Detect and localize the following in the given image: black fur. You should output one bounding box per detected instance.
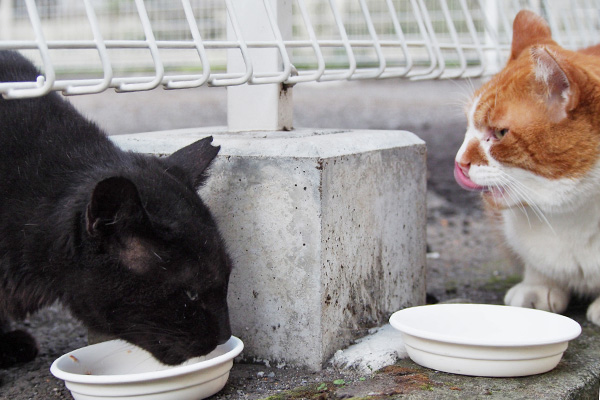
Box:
[0,51,232,367]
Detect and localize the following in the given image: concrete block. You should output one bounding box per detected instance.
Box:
[111,128,427,370]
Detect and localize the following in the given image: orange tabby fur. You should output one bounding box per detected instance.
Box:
[465,15,600,186]
[455,10,600,323]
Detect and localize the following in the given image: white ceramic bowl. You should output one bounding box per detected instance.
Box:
[50,336,243,400]
[389,304,581,377]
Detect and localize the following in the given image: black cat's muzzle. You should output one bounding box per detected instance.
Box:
[137,309,232,366]
[145,336,219,366]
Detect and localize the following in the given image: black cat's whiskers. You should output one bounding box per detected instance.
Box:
[120,327,191,339]
[83,320,188,340]
[131,320,200,340]
[151,252,168,271]
[152,252,163,262]
[89,321,192,338]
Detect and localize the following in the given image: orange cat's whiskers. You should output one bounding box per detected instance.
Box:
[494,180,521,218]
[448,79,476,111]
[497,171,555,234]
[495,175,530,224]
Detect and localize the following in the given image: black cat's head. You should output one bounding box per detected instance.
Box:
[65,137,232,365]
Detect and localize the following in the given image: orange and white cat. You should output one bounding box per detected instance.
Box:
[455,10,600,324]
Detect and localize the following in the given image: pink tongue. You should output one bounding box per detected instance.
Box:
[454,162,486,191]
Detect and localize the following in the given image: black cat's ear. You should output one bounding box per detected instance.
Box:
[166,136,220,189]
[86,177,145,236]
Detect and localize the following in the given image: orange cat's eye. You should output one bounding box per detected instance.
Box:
[494,128,509,140]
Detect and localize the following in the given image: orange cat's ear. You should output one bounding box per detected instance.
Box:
[510,10,554,61]
[530,46,579,123]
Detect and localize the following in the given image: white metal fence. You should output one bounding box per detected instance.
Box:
[0,0,598,100]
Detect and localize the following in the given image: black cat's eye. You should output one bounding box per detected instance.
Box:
[185,289,199,301]
[494,128,509,140]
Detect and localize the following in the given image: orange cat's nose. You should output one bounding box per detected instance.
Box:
[454,161,485,191]
[457,161,470,177]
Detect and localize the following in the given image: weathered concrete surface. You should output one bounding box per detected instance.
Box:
[368,311,600,399]
[111,127,427,370]
[251,309,600,399]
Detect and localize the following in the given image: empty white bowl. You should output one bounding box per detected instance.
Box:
[389,304,581,377]
[50,336,243,400]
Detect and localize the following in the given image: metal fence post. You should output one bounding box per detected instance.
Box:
[481,0,502,74]
[0,0,14,40]
[226,0,293,132]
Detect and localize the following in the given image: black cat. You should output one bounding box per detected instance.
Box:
[0,51,232,368]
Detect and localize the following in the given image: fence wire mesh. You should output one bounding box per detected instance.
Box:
[0,0,599,98]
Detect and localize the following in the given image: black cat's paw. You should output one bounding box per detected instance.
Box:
[0,330,38,368]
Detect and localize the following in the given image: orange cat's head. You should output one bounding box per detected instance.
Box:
[455,10,600,213]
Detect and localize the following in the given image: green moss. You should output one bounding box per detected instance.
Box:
[259,381,333,400]
[420,383,435,391]
[444,279,458,295]
[258,378,372,400]
[480,274,522,293]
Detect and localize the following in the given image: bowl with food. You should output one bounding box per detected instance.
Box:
[50,336,243,400]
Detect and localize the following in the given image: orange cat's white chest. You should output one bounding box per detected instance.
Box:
[502,201,600,294]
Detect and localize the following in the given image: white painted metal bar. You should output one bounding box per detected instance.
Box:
[377,0,412,79]
[347,0,386,80]
[285,0,325,83]
[411,0,444,80]
[61,0,112,95]
[209,0,253,87]
[226,0,293,131]
[0,0,598,100]
[458,0,486,78]
[404,0,439,79]
[246,0,292,84]
[479,0,505,75]
[163,0,210,89]
[317,0,357,82]
[438,0,467,79]
[116,0,163,92]
[0,0,12,42]
[2,0,54,99]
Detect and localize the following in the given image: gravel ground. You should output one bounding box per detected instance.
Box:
[0,79,527,399]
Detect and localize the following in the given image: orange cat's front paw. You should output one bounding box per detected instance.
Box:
[504,283,569,314]
[586,298,600,326]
